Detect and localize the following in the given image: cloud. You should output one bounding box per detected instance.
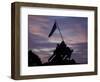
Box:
[71,42,88,64]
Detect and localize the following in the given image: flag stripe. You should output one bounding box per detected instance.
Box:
[48,22,57,37]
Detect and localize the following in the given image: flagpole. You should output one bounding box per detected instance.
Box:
[56,21,64,41]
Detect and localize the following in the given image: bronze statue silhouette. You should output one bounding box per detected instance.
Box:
[48,41,75,65]
[47,21,76,65]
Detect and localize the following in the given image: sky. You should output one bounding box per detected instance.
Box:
[28,15,88,64]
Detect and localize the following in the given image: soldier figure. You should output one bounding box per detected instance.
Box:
[48,41,74,64]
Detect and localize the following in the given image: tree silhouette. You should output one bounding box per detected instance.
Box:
[28,50,42,66]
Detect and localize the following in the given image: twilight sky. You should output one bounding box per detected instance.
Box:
[28,15,88,64]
